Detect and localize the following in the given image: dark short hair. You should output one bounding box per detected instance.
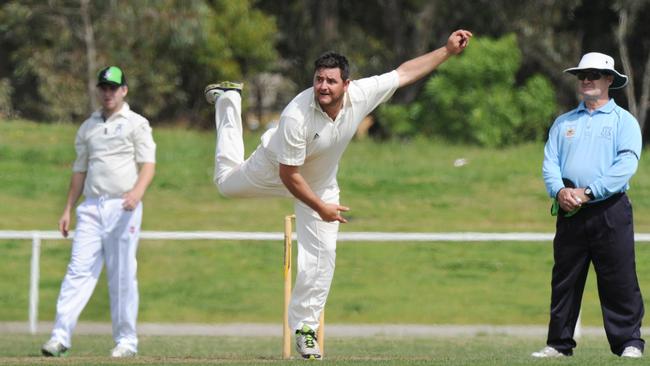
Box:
[314,51,350,80]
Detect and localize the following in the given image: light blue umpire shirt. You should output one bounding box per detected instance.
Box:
[543,98,642,202]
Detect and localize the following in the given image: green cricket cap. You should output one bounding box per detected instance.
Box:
[97,66,127,87]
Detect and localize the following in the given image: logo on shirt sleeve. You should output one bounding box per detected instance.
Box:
[565,127,576,138]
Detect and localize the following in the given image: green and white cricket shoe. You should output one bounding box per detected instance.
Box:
[204,81,244,104]
[111,344,137,358]
[295,325,321,360]
[41,339,68,357]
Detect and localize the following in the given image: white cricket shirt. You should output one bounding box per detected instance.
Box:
[72,103,156,198]
[258,70,399,191]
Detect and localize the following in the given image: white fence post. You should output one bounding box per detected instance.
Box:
[29,232,41,334]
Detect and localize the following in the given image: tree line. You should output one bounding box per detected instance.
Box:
[1,0,648,146]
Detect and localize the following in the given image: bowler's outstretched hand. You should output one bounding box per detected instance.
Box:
[447,29,473,55]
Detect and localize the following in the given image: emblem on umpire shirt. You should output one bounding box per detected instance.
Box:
[565,127,576,138]
[600,126,613,139]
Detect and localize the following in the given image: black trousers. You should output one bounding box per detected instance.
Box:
[546,193,645,355]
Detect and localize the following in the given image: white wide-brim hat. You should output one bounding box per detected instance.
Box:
[564,52,628,89]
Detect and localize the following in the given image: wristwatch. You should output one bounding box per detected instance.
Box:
[584,187,595,200]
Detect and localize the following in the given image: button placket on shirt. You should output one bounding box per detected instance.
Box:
[318,108,342,142]
[584,113,593,137]
[332,120,341,141]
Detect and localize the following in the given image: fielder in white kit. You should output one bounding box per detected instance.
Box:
[41,66,156,358]
[205,30,472,359]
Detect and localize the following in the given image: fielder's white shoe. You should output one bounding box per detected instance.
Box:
[295,325,321,360]
[621,346,643,358]
[531,346,565,358]
[204,81,243,104]
[41,339,68,357]
[110,344,137,358]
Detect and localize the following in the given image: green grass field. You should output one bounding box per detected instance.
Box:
[4,119,650,231]
[0,334,635,365]
[2,119,650,364]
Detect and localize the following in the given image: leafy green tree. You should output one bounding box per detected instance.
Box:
[0,78,12,118]
[0,1,89,121]
[0,0,278,126]
[256,0,450,103]
[378,34,557,147]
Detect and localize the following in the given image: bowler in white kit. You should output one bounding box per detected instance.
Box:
[205,29,472,359]
[41,66,156,358]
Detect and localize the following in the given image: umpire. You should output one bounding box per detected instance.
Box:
[534,52,644,358]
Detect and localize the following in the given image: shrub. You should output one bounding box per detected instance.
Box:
[377,34,557,147]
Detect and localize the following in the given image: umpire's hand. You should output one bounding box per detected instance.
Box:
[557,188,582,212]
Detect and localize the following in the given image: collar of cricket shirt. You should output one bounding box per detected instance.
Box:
[577,98,616,115]
[310,91,349,123]
[92,102,131,123]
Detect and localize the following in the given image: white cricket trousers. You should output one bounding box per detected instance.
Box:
[214,91,338,331]
[50,197,141,352]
